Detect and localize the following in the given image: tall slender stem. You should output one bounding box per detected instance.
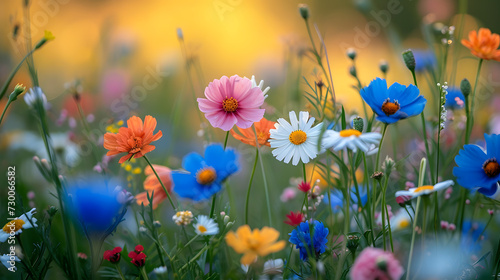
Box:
[245,147,259,224]
[0,99,13,126]
[0,48,37,100]
[406,196,422,280]
[375,124,388,172]
[143,156,177,210]
[466,59,483,144]
[254,126,273,227]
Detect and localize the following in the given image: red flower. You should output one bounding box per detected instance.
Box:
[103,247,122,264]
[297,181,311,193]
[396,195,411,207]
[134,245,144,252]
[284,211,304,227]
[129,245,147,267]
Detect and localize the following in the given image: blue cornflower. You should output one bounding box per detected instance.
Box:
[360,78,427,124]
[172,144,238,201]
[453,134,500,196]
[444,87,465,110]
[68,179,127,234]
[289,220,329,261]
[324,187,367,213]
[461,221,486,254]
[413,49,437,72]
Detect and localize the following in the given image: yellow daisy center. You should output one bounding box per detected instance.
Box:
[222,97,238,112]
[399,220,410,229]
[2,219,25,233]
[196,167,217,185]
[483,159,500,178]
[413,185,434,193]
[339,129,362,137]
[197,225,207,233]
[289,130,307,145]
[381,99,400,116]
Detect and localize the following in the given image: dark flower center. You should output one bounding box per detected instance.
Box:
[483,159,500,178]
[381,99,400,116]
[130,136,142,153]
[222,97,238,112]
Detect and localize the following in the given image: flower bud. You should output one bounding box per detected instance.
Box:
[379,60,389,74]
[153,220,162,228]
[298,4,309,20]
[371,171,384,180]
[352,116,364,132]
[349,65,357,78]
[460,78,471,97]
[35,31,55,49]
[9,84,26,101]
[223,215,230,225]
[176,28,184,40]
[47,206,58,217]
[402,50,416,72]
[346,48,357,60]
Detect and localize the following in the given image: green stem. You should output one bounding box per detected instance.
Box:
[140,267,150,280]
[0,99,13,126]
[223,131,230,149]
[466,59,483,144]
[245,147,259,224]
[143,155,177,210]
[0,48,36,100]
[115,264,126,280]
[375,124,388,172]
[257,136,273,227]
[406,196,422,280]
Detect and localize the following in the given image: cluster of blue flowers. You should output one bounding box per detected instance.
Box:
[289,220,329,261]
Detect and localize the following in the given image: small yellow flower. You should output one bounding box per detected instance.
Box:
[43,30,55,41]
[225,225,286,265]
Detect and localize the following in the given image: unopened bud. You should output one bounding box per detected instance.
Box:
[352,117,364,132]
[298,4,309,20]
[47,206,58,217]
[346,48,357,60]
[223,215,230,225]
[349,65,357,78]
[153,220,162,228]
[35,31,55,49]
[379,60,389,74]
[371,171,384,180]
[402,50,416,72]
[460,78,471,97]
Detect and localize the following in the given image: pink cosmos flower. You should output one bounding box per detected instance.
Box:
[350,247,404,280]
[198,75,265,131]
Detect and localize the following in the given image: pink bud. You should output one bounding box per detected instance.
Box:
[444,194,451,200]
[488,209,494,215]
[405,181,415,190]
[440,220,449,229]
[447,224,456,231]
[445,187,453,194]
[466,199,471,205]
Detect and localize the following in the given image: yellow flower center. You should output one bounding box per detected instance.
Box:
[247,238,260,250]
[222,97,238,112]
[196,167,217,185]
[413,185,434,193]
[381,99,400,116]
[399,220,410,229]
[289,130,307,145]
[197,225,207,233]
[483,159,500,178]
[129,136,143,153]
[339,129,362,137]
[2,219,25,233]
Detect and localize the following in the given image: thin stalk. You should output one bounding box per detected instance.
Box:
[255,126,273,227]
[210,131,230,219]
[140,267,150,280]
[406,196,422,280]
[115,264,126,280]
[375,124,389,172]
[0,48,36,100]
[245,147,259,224]
[362,153,376,245]
[143,156,177,210]
[0,99,14,126]
[466,59,483,144]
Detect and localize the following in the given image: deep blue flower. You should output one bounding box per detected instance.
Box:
[289,220,329,261]
[360,78,427,124]
[453,134,500,196]
[461,221,486,253]
[68,179,127,234]
[172,144,238,201]
[324,187,367,213]
[413,49,437,72]
[445,87,465,110]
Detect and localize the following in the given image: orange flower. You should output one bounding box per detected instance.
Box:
[461,28,500,61]
[230,118,275,147]
[136,164,172,209]
[104,115,162,163]
[225,225,286,265]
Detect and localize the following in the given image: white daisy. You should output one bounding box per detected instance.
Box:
[395,180,454,199]
[1,254,20,271]
[0,208,37,243]
[269,111,324,166]
[193,215,219,236]
[322,129,382,153]
[248,75,270,99]
[263,258,284,275]
[24,87,48,109]
[154,266,168,274]
[390,209,412,231]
